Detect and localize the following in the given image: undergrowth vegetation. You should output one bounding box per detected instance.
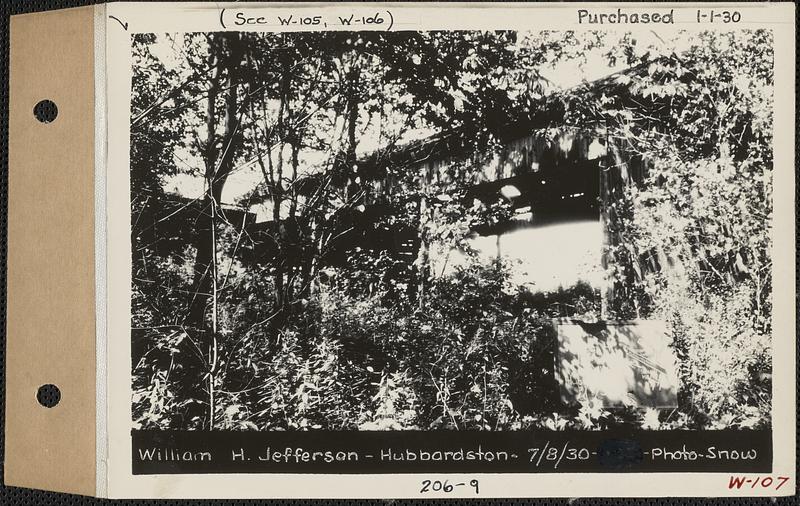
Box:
[131,29,773,431]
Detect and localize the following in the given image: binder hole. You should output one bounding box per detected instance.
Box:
[37,384,61,408]
[33,100,58,123]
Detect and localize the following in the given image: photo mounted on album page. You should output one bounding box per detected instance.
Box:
[94,1,795,499]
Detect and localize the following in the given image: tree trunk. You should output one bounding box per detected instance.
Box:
[415,161,433,309]
[186,33,242,429]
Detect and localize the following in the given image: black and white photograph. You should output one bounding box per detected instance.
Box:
[129,27,774,436]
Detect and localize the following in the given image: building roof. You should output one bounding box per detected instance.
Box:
[357,56,674,176]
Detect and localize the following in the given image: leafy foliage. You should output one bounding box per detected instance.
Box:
[556,30,774,429]
[131,30,774,431]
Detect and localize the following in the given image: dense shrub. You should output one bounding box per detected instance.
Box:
[132,30,773,432]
